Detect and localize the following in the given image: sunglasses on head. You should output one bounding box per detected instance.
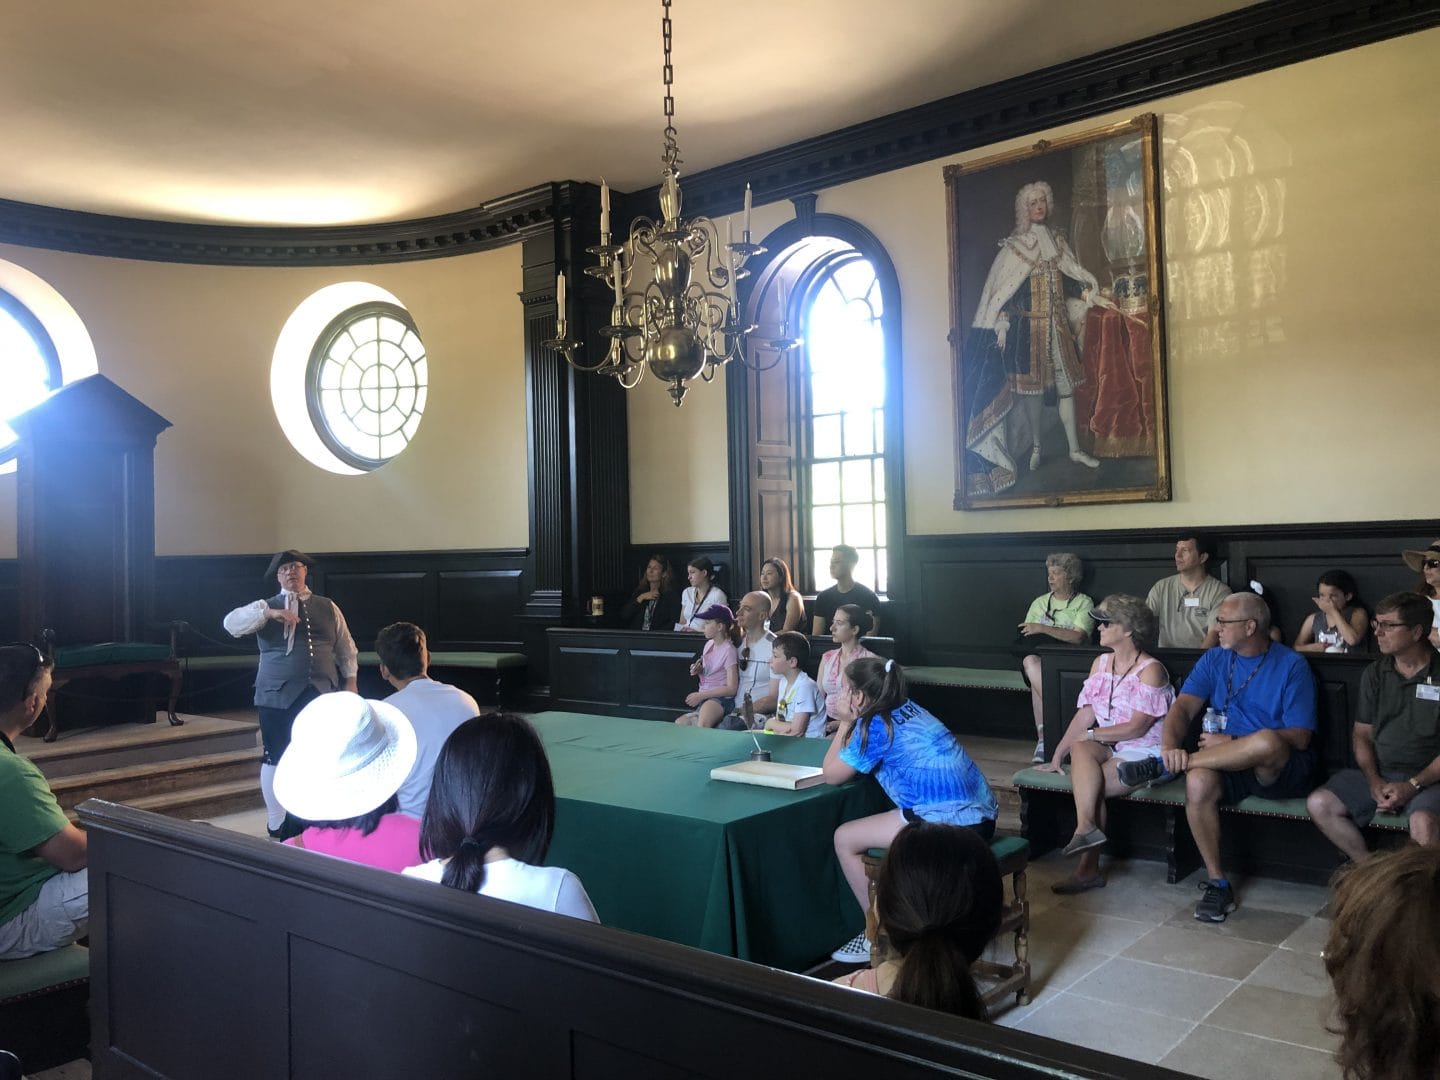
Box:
[3,642,46,679]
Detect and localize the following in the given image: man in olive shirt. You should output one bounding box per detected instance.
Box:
[1146,534,1231,648]
[0,645,89,959]
[1307,592,1440,859]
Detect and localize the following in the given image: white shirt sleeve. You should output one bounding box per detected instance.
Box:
[554,871,600,922]
[223,600,270,637]
[331,603,358,679]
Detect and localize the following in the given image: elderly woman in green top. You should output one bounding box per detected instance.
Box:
[1018,552,1095,762]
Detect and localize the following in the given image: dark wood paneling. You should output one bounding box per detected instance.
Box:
[904,520,1439,669]
[0,559,17,640]
[85,800,1175,1080]
[154,549,529,656]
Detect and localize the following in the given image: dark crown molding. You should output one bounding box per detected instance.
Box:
[0,0,1433,266]
[0,182,582,267]
[680,0,1440,217]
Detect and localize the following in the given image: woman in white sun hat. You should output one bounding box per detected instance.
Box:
[273,691,421,872]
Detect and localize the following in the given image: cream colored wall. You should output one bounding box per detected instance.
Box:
[0,243,526,557]
[631,30,1440,542]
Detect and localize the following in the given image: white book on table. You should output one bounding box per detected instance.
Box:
[710,760,826,790]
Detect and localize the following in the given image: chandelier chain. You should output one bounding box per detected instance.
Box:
[660,0,679,167]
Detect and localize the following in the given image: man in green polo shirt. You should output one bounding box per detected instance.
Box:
[0,645,89,958]
[1307,592,1440,860]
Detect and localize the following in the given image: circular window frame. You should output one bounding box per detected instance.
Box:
[0,287,64,467]
[304,301,427,472]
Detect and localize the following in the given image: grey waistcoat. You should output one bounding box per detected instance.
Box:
[253,592,342,710]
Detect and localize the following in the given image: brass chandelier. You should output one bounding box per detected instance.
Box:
[543,0,799,406]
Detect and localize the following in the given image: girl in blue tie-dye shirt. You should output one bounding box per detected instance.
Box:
[822,657,997,964]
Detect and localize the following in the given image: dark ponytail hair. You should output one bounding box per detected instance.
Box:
[878,822,1004,1021]
[419,714,556,895]
[844,656,908,753]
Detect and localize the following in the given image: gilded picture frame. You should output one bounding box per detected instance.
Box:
[947,114,1170,510]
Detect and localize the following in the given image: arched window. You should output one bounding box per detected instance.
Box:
[728,211,903,602]
[803,254,887,593]
[0,288,63,466]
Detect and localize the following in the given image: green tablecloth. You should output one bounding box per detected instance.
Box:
[531,711,893,971]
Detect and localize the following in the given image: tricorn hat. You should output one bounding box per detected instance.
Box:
[264,549,316,579]
[1401,540,1440,574]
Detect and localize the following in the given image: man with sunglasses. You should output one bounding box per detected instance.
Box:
[1307,592,1440,860]
[0,644,88,959]
[717,592,779,728]
[1118,592,1316,922]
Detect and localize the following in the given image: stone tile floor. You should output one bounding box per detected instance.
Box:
[981,850,1342,1079]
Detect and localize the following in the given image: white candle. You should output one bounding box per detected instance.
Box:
[556,272,566,329]
[743,183,752,235]
[613,259,624,306]
[726,218,738,306]
[600,178,610,237]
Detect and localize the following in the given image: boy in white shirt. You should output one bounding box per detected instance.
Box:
[761,632,828,737]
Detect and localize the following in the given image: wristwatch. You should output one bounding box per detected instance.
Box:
[1408,776,1424,792]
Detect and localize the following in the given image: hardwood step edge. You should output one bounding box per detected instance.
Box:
[49,748,263,793]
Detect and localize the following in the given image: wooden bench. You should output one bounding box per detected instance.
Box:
[179,649,528,707]
[862,836,1031,1008]
[905,666,1031,739]
[0,944,89,1072]
[1019,645,1410,884]
[1013,765,1409,885]
[80,799,1174,1079]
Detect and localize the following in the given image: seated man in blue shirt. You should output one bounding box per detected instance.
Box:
[1118,592,1316,923]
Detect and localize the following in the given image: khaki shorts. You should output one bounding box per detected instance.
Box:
[0,870,89,960]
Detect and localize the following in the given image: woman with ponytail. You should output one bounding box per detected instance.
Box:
[402,714,598,921]
[822,657,997,964]
[833,822,1003,1020]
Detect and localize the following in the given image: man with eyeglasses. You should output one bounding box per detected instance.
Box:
[1145,534,1232,649]
[0,645,89,959]
[1306,592,1440,860]
[1118,592,1316,923]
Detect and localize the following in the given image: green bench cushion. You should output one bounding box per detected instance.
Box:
[1014,767,1409,829]
[54,642,171,668]
[0,944,89,1003]
[357,650,526,670]
[906,666,1028,692]
[184,651,527,671]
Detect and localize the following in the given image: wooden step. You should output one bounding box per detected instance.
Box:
[50,748,261,813]
[123,779,264,821]
[24,714,259,779]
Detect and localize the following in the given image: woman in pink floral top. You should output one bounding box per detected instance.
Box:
[1036,594,1175,894]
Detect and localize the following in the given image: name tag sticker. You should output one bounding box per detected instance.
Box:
[1417,684,1440,702]
[1184,597,1201,608]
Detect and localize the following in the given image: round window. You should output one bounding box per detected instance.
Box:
[0,288,63,466]
[305,302,428,471]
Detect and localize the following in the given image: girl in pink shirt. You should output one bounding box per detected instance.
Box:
[674,604,739,728]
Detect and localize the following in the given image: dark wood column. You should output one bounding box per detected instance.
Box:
[13,375,172,645]
[517,183,631,678]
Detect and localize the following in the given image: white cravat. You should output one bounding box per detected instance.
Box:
[281,589,310,655]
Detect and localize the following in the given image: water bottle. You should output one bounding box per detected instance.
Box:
[1202,708,1222,735]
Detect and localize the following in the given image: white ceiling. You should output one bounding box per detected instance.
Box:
[2,0,1253,227]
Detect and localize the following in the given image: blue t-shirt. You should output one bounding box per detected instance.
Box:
[1180,643,1316,737]
[838,699,997,825]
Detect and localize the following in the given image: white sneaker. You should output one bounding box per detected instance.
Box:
[1032,739,1046,764]
[830,932,871,964]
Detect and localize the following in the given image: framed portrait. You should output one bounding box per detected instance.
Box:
[946,114,1170,510]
